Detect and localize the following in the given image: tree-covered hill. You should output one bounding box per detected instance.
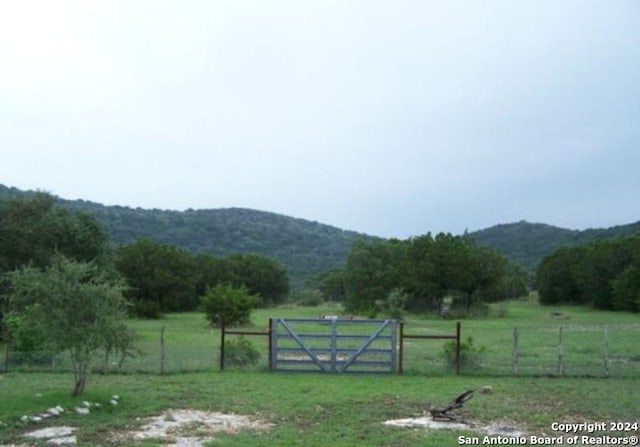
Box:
[470,220,640,272]
[68,202,377,288]
[0,183,375,288]
[2,184,638,283]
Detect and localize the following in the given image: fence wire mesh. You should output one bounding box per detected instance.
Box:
[2,323,639,377]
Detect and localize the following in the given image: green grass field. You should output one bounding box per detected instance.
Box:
[1,299,639,445]
[8,297,633,377]
[1,371,638,446]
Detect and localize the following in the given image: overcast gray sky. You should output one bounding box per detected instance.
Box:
[1,1,639,238]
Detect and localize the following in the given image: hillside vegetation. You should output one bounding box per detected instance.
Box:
[470,220,640,271]
[2,184,639,283]
[0,184,375,288]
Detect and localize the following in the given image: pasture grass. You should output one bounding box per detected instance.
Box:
[1,299,639,445]
[1,371,638,446]
[2,298,639,377]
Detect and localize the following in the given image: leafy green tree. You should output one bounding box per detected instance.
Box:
[375,287,409,320]
[577,238,639,310]
[114,238,199,317]
[612,260,640,312]
[343,239,408,313]
[537,246,587,305]
[406,233,470,313]
[405,234,506,314]
[315,268,347,302]
[0,192,110,271]
[194,254,230,298]
[0,193,111,341]
[499,261,530,300]
[7,257,132,395]
[456,244,507,312]
[225,253,290,306]
[537,237,640,311]
[200,283,260,327]
[404,234,438,311]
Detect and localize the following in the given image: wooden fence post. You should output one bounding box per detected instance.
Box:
[268,318,273,372]
[160,326,166,375]
[557,326,565,376]
[4,341,9,373]
[455,321,461,375]
[220,319,226,371]
[512,327,519,375]
[398,322,404,375]
[603,326,610,378]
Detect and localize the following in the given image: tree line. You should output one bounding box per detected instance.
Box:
[536,236,640,312]
[0,193,290,319]
[114,238,289,318]
[0,193,290,394]
[315,233,529,317]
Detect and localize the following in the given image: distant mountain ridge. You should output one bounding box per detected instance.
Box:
[0,183,376,287]
[469,220,640,271]
[2,183,639,282]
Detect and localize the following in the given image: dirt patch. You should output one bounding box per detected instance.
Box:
[118,409,273,446]
[21,426,77,445]
[384,416,526,438]
[384,417,469,430]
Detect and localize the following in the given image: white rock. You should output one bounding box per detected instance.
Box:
[74,407,90,415]
[48,408,61,416]
[110,400,118,406]
[24,426,77,444]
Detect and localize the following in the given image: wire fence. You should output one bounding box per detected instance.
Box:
[401,323,640,378]
[2,323,639,377]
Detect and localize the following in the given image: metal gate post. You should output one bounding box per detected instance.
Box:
[391,320,398,373]
[268,318,273,372]
[330,318,338,373]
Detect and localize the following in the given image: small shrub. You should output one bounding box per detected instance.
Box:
[443,302,490,319]
[200,284,260,327]
[131,300,162,319]
[374,288,408,321]
[223,336,261,368]
[293,289,324,307]
[442,336,486,370]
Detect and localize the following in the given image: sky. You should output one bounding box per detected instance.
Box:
[1,1,639,239]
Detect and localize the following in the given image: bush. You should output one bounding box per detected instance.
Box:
[443,301,490,319]
[442,336,486,370]
[4,312,46,352]
[200,284,260,327]
[373,288,408,321]
[223,336,261,368]
[293,289,324,307]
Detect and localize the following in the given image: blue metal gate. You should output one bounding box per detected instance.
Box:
[271,318,398,373]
